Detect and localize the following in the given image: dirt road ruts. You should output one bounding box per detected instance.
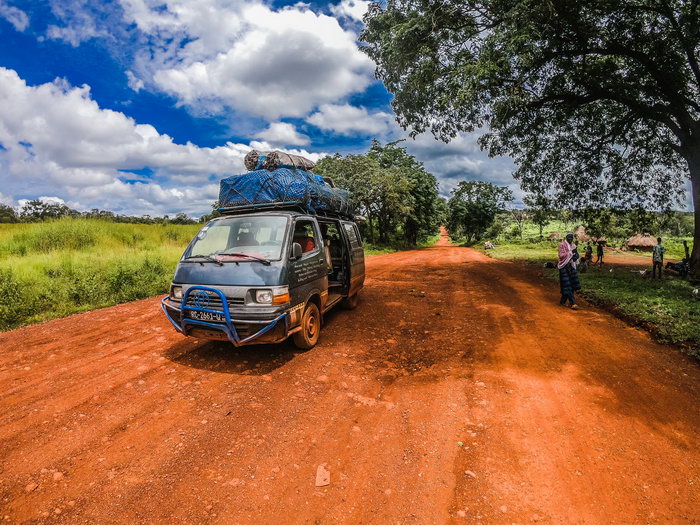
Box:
[1,231,698,524]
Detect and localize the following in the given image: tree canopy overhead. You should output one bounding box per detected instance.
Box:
[361,0,700,276]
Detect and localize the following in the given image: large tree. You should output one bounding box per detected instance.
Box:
[362,0,700,278]
[315,142,441,244]
[314,153,385,243]
[368,140,441,244]
[19,199,79,221]
[448,181,513,241]
[0,204,18,223]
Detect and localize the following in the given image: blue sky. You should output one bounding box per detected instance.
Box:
[0,0,519,216]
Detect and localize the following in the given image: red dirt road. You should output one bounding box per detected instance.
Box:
[1,232,699,524]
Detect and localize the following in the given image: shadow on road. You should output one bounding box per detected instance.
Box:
[163,338,301,375]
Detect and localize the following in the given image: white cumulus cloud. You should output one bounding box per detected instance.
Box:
[403,131,519,200]
[306,104,392,136]
[122,1,374,120]
[256,122,310,147]
[126,70,145,92]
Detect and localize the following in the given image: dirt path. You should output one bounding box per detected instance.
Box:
[1,231,699,524]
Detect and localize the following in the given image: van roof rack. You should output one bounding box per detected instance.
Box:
[218,202,354,220]
[218,201,304,215]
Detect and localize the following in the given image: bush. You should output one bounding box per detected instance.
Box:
[68,267,107,306]
[505,225,523,240]
[485,217,506,240]
[108,257,170,303]
[0,269,34,330]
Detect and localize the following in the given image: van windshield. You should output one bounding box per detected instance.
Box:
[187,216,288,261]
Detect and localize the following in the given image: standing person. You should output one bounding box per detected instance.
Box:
[652,237,665,279]
[596,241,604,265]
[579,241,593,272]
[558,232,581,309]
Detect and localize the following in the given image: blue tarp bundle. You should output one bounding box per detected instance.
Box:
[219,168,354,218]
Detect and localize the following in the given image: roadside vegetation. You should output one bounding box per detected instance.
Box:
[363,232,441,257]
[0,220,200,331]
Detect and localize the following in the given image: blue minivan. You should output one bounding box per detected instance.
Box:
[162,210,365,349]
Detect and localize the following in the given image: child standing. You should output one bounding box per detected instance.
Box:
[596,241,604,265]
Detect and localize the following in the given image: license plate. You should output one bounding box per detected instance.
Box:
[187,310,226,323]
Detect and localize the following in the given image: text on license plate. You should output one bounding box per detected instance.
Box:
[187,310,226,322]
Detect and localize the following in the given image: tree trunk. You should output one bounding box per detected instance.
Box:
[689,157,700,281]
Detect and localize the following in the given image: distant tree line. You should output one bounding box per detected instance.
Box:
[314,140,444,246]
[441,179,694,244]
[0,199,199,225]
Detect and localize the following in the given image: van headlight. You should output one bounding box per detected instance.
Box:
[252,286,289,305]
[170,285,183,300]
[255,289,273,304]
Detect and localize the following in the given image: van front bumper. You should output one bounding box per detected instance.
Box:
[161,286,289,346]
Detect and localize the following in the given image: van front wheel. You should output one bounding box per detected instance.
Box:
[292,302,320,349]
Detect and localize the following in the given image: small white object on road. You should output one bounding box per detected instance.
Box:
[315,464,330,487]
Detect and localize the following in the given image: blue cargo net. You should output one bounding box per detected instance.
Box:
[218,168,354,218]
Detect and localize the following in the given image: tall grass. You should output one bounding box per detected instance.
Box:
[0,219,200,330]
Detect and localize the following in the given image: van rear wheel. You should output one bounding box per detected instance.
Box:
[292,302,320,349]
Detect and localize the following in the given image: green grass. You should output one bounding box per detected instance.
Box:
[476,241,556,263]
[476,240,700,355]
[576,269,700,350]
[0,219,200,330]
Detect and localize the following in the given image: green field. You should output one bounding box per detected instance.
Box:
[0,220,200,330]
[476,237,699,355]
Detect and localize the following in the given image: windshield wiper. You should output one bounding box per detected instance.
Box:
[183,254,223,266]
[215,251,271,265]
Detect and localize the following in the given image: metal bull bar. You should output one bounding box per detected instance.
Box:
[161,285,287,346]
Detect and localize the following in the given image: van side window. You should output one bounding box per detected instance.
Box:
[353,224,363,247]
[343,223,360,249]
[293,220,318,254]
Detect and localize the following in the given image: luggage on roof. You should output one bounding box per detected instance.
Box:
[244,150,316,172]
[218,168,354,218]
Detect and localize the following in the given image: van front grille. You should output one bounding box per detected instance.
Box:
[185,292,244,311]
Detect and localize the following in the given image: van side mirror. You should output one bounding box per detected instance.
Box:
[292,242,303,259]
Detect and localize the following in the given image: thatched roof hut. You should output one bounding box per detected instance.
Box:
[627,233,657,251]
[575,225,591,242]
[547,232,562,241]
